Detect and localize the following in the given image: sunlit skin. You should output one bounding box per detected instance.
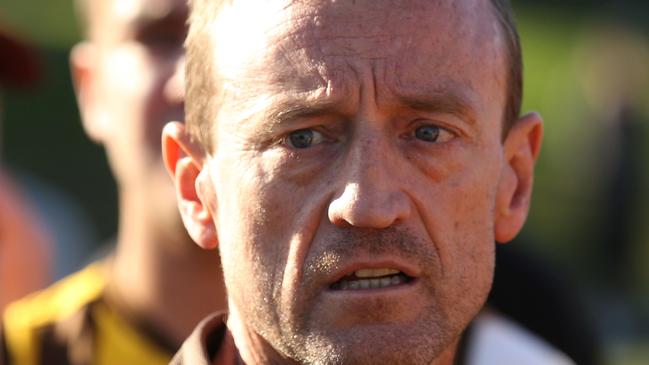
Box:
[164,0,543,364]
[71,0,226,347]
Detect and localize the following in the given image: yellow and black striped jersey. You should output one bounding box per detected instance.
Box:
[1,263,172,365]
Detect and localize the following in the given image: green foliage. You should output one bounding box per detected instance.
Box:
[0,0,81,48]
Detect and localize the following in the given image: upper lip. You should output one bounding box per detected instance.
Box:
[327,258,420,286]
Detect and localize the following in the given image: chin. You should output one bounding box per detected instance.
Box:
[291,321,453,365]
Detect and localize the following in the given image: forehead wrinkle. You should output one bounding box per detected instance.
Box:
[383,3,500,115]
[266,82,352,127]
[289,2,413,59]
[220,83,349,142]
[232,36,356,115]
[282,0,498,94]
[398,90,479,127]
[215,0,504,137]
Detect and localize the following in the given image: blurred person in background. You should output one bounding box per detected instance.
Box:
[1,0,226,364]
[0,26,52,313]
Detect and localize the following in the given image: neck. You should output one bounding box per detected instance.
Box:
[434,340,460,365]
[109,188,227,348]
[227,304,300,365]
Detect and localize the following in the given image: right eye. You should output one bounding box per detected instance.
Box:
[141,32,184,53]
[285,129,325,149]
[137,23,187,55]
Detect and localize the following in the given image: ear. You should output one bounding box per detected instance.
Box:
[70,42,107,143]
[494,112,543,243]
[162,122,219,250]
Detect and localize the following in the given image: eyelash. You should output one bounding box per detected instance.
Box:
[401,119,456,140]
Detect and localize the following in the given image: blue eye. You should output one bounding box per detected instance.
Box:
[287,129,324,149]
[414,125,440,142]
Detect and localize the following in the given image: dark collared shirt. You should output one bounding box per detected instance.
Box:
[169,313,238,365]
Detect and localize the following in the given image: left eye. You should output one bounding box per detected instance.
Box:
[413,125,453,143]
[414,125,440,142]
[286,129,325,149]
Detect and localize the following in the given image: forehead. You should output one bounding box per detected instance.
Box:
[89,0,187,40]
[211,0,506,115]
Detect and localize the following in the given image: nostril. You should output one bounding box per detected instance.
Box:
[328,183,393,228]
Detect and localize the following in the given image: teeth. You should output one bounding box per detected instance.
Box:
[334,273,408,291]
[390,275,400,285]
[354,268,400,278]
[380,277,392,287]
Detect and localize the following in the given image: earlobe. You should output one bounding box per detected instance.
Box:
[494,112,543,243]
[162,122,219,250]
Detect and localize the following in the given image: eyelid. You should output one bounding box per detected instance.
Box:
[294,124,340,140]
[413,114,472,138]
[410,119,456,134]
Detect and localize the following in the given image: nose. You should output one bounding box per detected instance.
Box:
[164,54,185,107]
[328,138,412,229]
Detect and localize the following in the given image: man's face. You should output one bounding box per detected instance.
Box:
[200,0,517,363]
[75,0,187,234]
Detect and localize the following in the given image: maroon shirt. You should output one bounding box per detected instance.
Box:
[169,313,239,365]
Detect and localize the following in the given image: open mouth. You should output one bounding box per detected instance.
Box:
[329,268,414,290]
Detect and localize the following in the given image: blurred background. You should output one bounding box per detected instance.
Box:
[0,0,647,363]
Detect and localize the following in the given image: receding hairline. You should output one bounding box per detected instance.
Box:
[185,0,522,150]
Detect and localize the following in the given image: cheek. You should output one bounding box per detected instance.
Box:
[444,158,499,292]
[214,148,333,307]
[413,143,502,272]
[213,154,296,296]
[410,158,498,328]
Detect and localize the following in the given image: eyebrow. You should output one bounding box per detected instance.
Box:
[260,87,478,130]
[397,92,478,126]
[265,99,343,129]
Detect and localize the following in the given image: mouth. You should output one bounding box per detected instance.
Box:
[329,268,414,291]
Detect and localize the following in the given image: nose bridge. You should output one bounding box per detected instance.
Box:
[328,128,411,229]
[348,131,387,186]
